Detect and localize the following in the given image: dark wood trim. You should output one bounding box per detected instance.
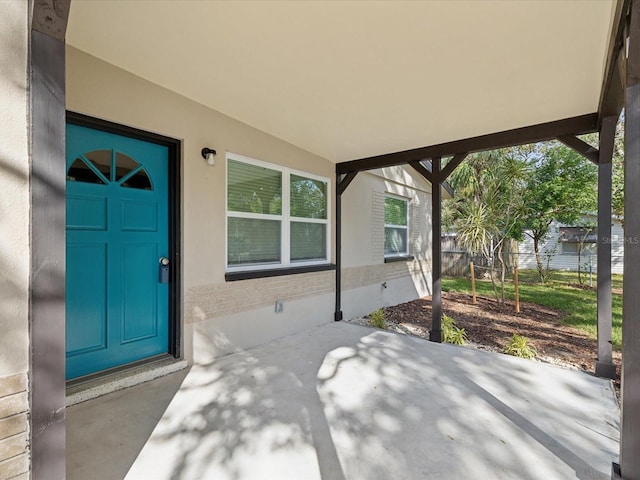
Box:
[556,135,600,165]
[384,255,415,263]
[430,157,442,343]
[225,264,336,282]
[32,0,70,40]
[335,173,343,321]
[336,114,598,174]
[337,171,358,195]
[441,153,469,181]
[66,112,180,148]
[167,140,182,358]
[598,0,631,122]
[30,28,67,480]
[66,112,183,360]
[621,1,640,476]
[409,160,433,183]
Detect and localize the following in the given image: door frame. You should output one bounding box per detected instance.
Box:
[66,111,182,362]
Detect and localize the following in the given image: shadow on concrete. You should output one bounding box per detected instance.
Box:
[66,369,189,480]
[68,322,619,480]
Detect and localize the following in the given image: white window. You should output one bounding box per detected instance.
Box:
[384,196,409,257]
[226,153,330,271]
[561,242,596,255]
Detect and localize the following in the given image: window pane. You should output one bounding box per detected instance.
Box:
[228,160,282,215]
[228,218,281,266]
[115,152,140,181]
[121,169,152,190]
[385,227,408,255]
[84,150,112,182]
[291,222,326,261]
[384,197,407,226]
[562,242,596,255]
[67,157,106,185]
[290,175,327,219]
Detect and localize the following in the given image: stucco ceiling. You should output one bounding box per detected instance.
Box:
[66,0,616,163]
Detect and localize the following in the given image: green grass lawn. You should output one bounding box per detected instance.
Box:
[442,270,623,349]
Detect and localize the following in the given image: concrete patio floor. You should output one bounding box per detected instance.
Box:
[67,322,619,480]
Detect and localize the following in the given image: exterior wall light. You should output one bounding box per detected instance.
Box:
[201,147,217,166]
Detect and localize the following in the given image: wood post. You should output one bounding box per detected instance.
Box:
[430,157,443,342]
[514,263,520,314]
[595,116,617,379]
[30,1,70,476]
[470,262,477,304]
[620,0,640,476]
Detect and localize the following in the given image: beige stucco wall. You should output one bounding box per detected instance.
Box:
[0,0,29,379]
[341,169,433,320]
[66,47,337,361]
[66,47,436,362]
[0,1,30,477]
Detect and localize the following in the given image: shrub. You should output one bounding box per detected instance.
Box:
[442,315,467,345]
[503,334,538,359]
[368,309,387,329]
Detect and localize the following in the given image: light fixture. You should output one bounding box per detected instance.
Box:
[201,147,217,166]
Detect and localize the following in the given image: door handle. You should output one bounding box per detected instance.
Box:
[159,257,170,283]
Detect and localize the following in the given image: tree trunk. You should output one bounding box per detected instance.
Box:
[488,255,499,305]
[577,244,583,284]
[497,242,506,304]
[533,236,545,283]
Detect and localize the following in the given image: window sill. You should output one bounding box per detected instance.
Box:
[384,255,414,263]
[225,263,336,282]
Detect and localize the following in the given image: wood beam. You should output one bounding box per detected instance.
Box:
[336,171,358,196]
[556,135,600,165]
[441,153,469,181]
[32,0,70,40]
[409,160,433,183]
[620,0,640,477]
[336,114,598,174]
[598,0,631,123]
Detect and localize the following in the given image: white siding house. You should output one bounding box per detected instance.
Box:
[518,217,624,275]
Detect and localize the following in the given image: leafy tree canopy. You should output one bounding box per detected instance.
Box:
[445,140,598,284]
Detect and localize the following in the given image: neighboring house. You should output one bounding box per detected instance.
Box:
[518,217,624,275]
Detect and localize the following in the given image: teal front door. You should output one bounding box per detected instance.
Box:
[66,123,170,380]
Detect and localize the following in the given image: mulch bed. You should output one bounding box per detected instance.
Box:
[379,292,621,391]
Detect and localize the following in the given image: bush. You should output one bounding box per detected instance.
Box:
[368,309,387,329]
[442,315,467,345]
[503,334,537,359]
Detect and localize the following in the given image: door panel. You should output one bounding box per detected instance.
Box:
[121,200,158,232]
[66,243,108,355]
[67,194,107,230]
[121,243,158,342]
[66,123,170,380]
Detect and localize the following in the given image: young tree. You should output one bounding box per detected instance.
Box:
[574,222,596,285]
[446,149,528,304]
[521,142,598,282]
